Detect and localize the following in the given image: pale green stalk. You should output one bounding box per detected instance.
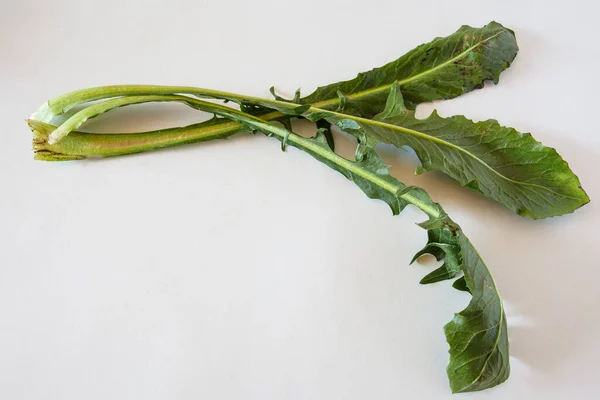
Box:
[35,94,441,219]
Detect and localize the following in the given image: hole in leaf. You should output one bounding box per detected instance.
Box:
[291,119,360,162]
[330,125,360,161]
[414,101,436,120]
[414,253,442,267]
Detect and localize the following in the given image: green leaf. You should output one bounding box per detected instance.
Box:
[360,82,589,218]
[444,235,510,393]
[300,21,518,113]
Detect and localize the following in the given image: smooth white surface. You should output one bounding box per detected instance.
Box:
[1,1,599,398]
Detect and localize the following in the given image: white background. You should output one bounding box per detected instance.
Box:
[1,1,599,399]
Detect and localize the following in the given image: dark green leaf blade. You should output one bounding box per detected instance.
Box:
[300,21,518,113]
[444,235,510,393]
[411,224,509,392]
[328,83,589,219]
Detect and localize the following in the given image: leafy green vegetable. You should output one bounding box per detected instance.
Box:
[25,20,590,394]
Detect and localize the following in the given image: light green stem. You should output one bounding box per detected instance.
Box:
[33,94,441,219]
[29,119,243,160]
